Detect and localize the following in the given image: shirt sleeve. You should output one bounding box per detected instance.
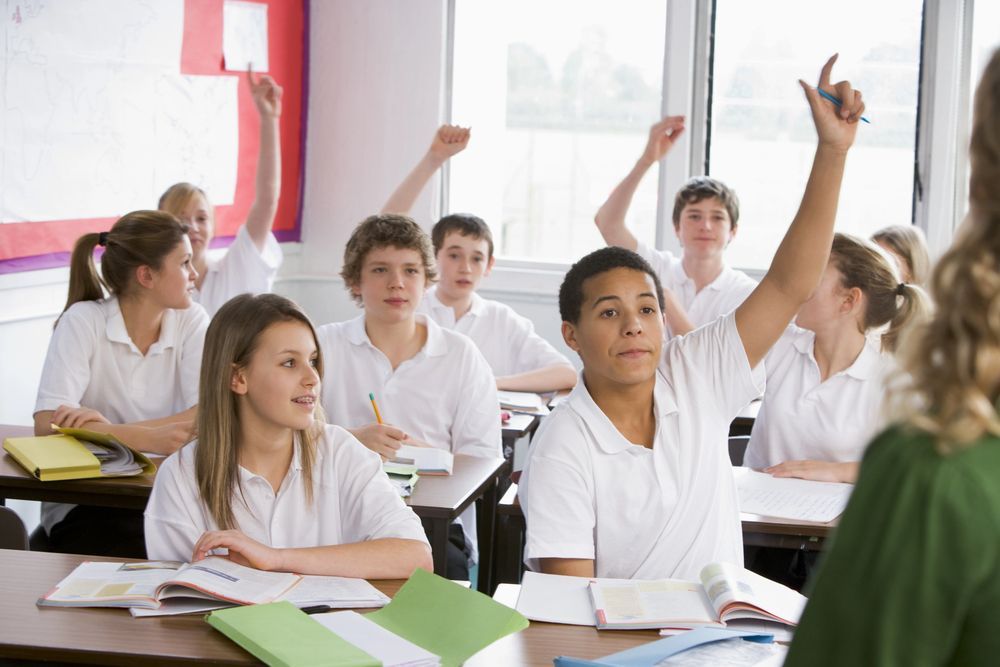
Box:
[633,240,679,282]
[503,309,573,376]
[177,306,209,409]
[332,427,430,545]
[520,420,596,569]
[199,225,283,316]
[144,446,210,562]
[785,434,1000,666]
[34,305,98,414]
[451,343,503,458]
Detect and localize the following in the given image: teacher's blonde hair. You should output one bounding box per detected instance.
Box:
[196,293,325,529]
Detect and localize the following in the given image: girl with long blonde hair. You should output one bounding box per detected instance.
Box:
[787,48,1000,665]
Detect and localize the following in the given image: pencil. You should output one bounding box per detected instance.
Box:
[369,392,383,424]
[817,88,871,124]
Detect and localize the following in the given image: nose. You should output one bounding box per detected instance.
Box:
[189,264,199,282]
[389,269,405,288]
[303,365,320,387]
[622,311,643,337]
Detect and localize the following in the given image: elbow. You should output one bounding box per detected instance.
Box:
[593,210,607,233]
[410,544,434,576]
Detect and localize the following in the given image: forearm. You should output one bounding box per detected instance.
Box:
[245,115,281,249]
[661,289,695,337]
[593,158,653,250]
[33,411,54,436]
[539,557,595,578]
[496,364,577,393]
[381,152,445,215]
[130,406,197,429]
[277,538,433,578]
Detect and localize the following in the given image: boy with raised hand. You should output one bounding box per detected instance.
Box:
[594,116,757,338]
[382,125,577,393]
[520,56,865,580]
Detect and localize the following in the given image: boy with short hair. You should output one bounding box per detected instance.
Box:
[520,58,865,580]
[315,213,501,578]
[594,116,758,338]
[382,126,577,392]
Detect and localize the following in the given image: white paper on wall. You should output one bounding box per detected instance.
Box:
[223,0,269,72]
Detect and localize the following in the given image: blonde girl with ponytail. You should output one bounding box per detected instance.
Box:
[32,210,208,557]
[788,47,1000,665]
[744,232,931,484]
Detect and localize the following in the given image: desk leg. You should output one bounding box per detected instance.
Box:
[475,476,498,595]
[421,517,450,577]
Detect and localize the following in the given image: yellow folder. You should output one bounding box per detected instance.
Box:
[2,429,155,482]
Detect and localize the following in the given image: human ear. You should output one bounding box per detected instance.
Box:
[135,265,155,289]
[230,364,248,396]
[484,255,496,277]
[562,321,582,353]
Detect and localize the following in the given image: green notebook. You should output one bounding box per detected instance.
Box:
[206,601,379,667]
[367,568,529,667]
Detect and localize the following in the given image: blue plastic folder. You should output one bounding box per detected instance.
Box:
[553,627,773,667]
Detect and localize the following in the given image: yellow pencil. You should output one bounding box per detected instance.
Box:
[368,392,383,424]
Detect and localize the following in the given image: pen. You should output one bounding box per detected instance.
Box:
[817,88,871,124]
[300,604,333,615]
[369,392,383,424]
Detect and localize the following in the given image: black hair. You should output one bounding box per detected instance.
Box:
[431,213,494,258]
[559,247,665,323]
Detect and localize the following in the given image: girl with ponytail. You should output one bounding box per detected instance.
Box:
[32,210,208,557]
[744,232,932,484]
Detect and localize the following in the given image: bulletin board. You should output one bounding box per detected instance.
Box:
[0,0,307,273]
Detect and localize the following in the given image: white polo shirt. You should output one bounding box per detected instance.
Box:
[634,241,757,337]
[519,312,764,581]
[418,285,572,377]
[195,225,283,317]
[34,297,208,531]
[744,326,891,469]
[315,313,502,561]
[144,424,429,562]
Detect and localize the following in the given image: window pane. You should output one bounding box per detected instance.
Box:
[709,1,923,271]
[449,0,666,262]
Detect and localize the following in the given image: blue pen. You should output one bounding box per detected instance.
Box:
[817,88,871,124]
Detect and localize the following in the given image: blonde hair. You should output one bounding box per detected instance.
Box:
[829,233,932,353]
[340,214,437,306]
[887,48,1000,451]
[872,224,931,287]
[61,210,188,323]
[196,293,325,529]
[158,182,213,223]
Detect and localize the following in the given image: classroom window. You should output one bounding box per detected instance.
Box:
[707,0,924,271]
[448,0,666,262]
[964,0,1000,215]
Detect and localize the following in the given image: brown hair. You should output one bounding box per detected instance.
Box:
[431,213,495,258]
[158,182,212,222]
[672,177,740,229]
[888,48,1000,450]
[829,233,932,353]
[340,214,437,305]
[196,293,325,530]
[872,224,931,287]
[61,210,189,320]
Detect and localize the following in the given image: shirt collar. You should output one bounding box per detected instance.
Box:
[103,297,179,354]
[673,262,733,292]
[345,312,448,358]
[567,370,679,455]
[426,285,486,321]
[792,329,884,381]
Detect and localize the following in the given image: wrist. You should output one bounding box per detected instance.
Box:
[815,142,850,159]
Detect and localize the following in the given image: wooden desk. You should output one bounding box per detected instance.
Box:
[501,412,540,460]
[0,549,656,666]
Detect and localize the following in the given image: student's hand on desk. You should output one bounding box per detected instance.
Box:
[640,115,685,166]
[249,68,283,119]
[193,530,284,572]
[113,421,195,456]
[51,405,111,429]
[350,423,408,460]
[428,124,471,162]
[765,460,857,484]
[800,54,865,153]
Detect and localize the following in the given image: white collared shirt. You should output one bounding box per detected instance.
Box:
[144,424,429,562]
[635,241,757,337]
[519,312,764,581]
[418,285,572,377]
[744,327,892,468]
[195,225,283,317]
[34,296,208,530]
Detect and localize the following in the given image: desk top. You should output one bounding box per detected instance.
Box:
[405,455,505,520]
[0,549,658,666]
[502,412,539,439]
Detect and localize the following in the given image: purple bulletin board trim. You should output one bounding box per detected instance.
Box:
[292,0,310,244]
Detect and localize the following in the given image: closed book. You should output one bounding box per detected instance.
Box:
[3,428,154,481]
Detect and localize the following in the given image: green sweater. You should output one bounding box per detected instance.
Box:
[786,426,1000,666]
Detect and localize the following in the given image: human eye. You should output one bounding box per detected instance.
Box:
[309,356,319,368]
[640,306,656,315]
[406,267,420,275]
[281,358,295,368]
[372,266,386,273]
[449,253,460,260]
[599,308,618,318]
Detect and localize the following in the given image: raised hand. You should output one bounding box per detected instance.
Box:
[429,124,471,162]
[249,68,283,119]
[799,54,865,153]
[641,115,686,166]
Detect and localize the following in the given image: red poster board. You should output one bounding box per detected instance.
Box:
[0,0,307,273]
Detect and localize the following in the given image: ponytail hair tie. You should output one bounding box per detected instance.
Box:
[895,282,906,296]
[98,231,109,247]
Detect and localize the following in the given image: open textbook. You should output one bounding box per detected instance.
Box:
[392,444,453,475]
[517,562,806,631]
[38,558,389,616]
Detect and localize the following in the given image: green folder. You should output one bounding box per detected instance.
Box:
[366,568,529,667]
[206,601,379,667]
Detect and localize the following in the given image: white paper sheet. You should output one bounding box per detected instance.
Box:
[223,0,269,72]
[514,571,597,626]
[313,611,440,667]
[735,468,852,523]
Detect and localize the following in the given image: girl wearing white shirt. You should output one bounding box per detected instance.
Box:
[33,210,207,557]
[145,294,432,577]
[157,70,284,316]
[745,233,931,483]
